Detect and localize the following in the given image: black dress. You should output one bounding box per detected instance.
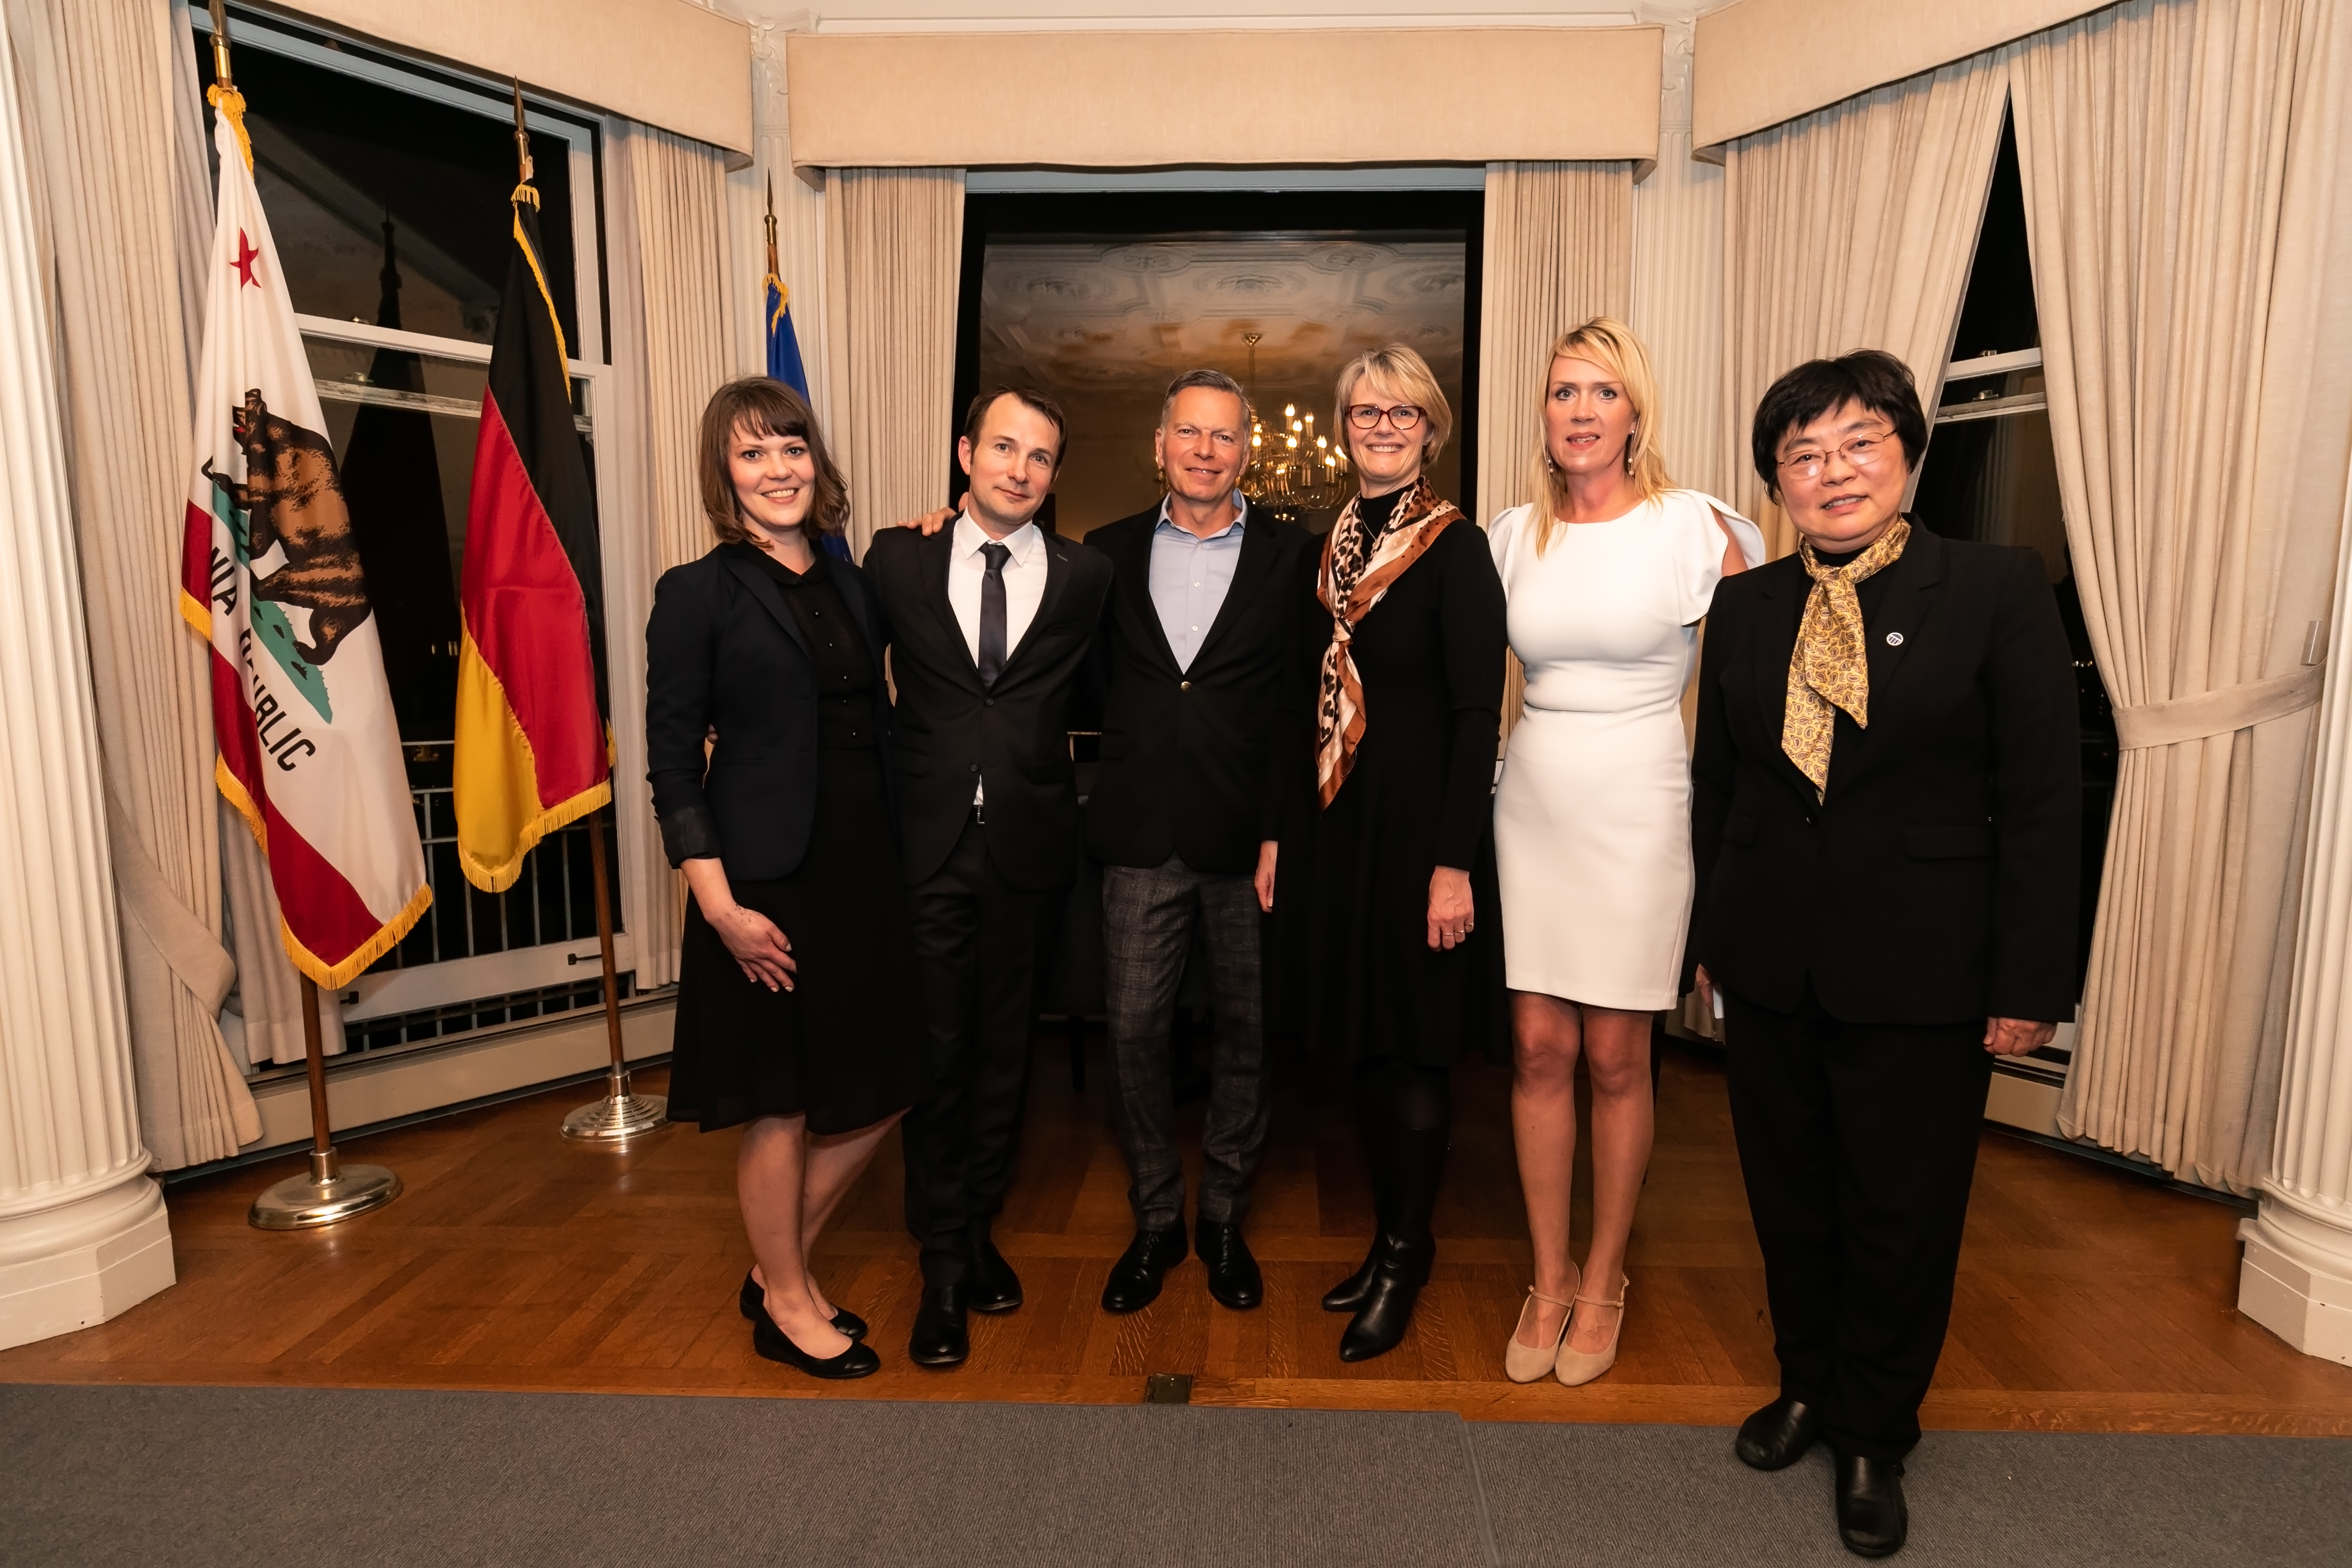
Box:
[667,550,924,1134]
[1282,492,1510,1066]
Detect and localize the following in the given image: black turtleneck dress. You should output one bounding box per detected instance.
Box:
[1275,487,1510,1066]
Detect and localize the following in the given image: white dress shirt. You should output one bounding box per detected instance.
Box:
[947,510,1047,666]
[945,510,1047,805]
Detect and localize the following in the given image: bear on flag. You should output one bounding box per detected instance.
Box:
[179,85,429,989]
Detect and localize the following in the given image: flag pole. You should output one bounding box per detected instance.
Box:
[198,0,399,1229]
[250,977,404,1227]
[559,808,665,1141]
[521,75,658,1142]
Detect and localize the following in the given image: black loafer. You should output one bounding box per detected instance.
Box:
[739,1270,866,1342]
[1834,1453,1908,1558]
[1100,1223,1188,1313]
[1322,1238,1382,1313]
[1197,1220,1262,1311]
[968,1233,1024,1314]
[1735,1395,1820,1471]
[751,1313,879,1379]
[909,1283,970,1367]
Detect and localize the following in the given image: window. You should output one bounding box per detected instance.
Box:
[1913,112,2117,1034]
[200,8,629,1055]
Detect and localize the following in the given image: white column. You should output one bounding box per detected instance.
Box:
[2238,475,2352,1366]
[0,16,172,1352]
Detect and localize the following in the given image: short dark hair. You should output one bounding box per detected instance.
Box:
[698,376,848,543]
[962,385,1068,468]
[1750,350,1928,497]
[1160,368,1250,427]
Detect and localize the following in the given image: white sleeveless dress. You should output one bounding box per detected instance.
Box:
[1489,491,1765,1010]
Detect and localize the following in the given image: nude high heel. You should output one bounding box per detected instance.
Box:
[1505,1279,1578,1383]
[1554,1274,1628,1387]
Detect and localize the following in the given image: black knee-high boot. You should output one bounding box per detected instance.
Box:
[1324,1065,1397,1312]
[1340,1063,1450,1362]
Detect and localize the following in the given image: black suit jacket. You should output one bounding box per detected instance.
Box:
[644,543,894,880]
[864,522,1115,890]
[1689,527,2081,1025]
[1081,504,1311,874]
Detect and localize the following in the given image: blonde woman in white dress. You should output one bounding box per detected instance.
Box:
[1491,319,1764,1385]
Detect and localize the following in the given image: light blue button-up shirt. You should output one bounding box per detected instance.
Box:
[1148,493,1249,671]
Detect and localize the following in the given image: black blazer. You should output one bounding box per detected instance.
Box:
[864,522,1115,890]
[1081,504,1312,874]
[1689,527,2081,1025]
[644,543,894,880]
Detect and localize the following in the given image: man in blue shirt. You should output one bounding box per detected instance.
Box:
[1081,370,1313,1315]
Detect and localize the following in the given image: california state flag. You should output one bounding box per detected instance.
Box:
[178,91,429,989]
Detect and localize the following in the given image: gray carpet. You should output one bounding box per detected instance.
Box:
[2,1384,2346,1567]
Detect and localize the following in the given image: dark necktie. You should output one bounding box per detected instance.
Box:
[976,541,1011,687]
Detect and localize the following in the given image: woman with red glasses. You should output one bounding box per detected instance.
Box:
[1689,350,2079,1557]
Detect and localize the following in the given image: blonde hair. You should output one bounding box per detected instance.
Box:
[1333,344,1453,470]
[1528,317,1673,553]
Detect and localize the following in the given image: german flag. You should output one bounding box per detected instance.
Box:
[452,165,609,892]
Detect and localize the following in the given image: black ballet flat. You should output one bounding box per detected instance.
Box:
[740,1269,867,1342]
[751,1312,880,1379]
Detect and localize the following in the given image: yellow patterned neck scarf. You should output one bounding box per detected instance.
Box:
[1782,517,1910,798]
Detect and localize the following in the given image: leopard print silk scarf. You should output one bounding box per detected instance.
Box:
[1781,516,1910,798]
[1313,476,1463,808]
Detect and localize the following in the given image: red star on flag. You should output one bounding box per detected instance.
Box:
[231,230,262,288]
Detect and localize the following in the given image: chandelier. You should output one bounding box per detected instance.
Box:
[1237,332,1353,513]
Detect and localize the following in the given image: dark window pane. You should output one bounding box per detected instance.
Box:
[1948,113,2038,362]
[198,25,579,348]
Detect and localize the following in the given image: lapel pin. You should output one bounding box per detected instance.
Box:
[1885,631,1905,646]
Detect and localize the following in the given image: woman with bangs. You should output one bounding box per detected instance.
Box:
[645,376,923,1380]
[1488,318,1764,1387]
[1274,344,1508,1365]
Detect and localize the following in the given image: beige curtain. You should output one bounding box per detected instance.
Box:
[1720,50,2012,559]
[822,168,964,557]
[601,118,734,990]
[2028,0,2352,1193]
[1474,161,1636,529]
[5,0,257,1163]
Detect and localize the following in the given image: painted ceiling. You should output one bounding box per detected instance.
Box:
[976,237,1468,417]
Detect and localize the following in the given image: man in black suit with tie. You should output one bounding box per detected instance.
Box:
[1084,370,1311,1316]
[863,387,1115,1368]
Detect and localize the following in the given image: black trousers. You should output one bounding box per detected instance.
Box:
[1722,980,1993,1462]
[902,813,1065,1287]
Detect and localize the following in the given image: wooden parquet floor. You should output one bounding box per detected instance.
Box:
[8,1035,2352,1434]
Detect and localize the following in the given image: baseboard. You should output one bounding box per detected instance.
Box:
[237,995,677,1157]
[1984,1063,2063,1136]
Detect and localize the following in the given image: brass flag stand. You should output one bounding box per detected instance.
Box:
[249,977,403,1228]
[558,807,665,1141]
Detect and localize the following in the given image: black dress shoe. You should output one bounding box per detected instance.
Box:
[1735,1395,1820,1471]
[751,1313,880,1379]
[738,1271,867,1342]
[1338,1235,1433,1363]
[1197,1220,1262,1311]
[1101,1224,1188,1313]
[908,1283,970,1367]
[968,1234,1024,1314]
[1322,1237,1382,1313]
[1834,1453,1908,1558]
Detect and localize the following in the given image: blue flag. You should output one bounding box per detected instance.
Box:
[764,273,808,397]
[763,271,841,556]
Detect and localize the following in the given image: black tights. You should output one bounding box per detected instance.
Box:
[1353,1060,1452,1248]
